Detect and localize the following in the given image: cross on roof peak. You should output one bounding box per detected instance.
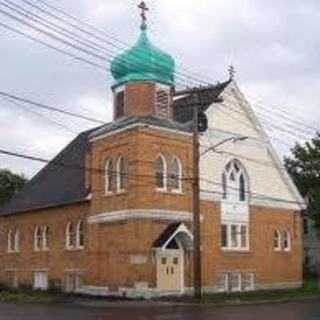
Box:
[138,1,149,30]
[228,65,235,80]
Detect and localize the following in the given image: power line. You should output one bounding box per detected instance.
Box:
[31,0,211,86]
[0,21,107,71]
[3,0,196,87]
[0,96,78,135]
[0,91,105,124]
[0,147,304,207]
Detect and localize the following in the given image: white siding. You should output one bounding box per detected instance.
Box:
[200,81,304,210]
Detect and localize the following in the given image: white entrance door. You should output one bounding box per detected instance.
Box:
[157,250,183,292]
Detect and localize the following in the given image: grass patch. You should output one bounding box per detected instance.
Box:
[0,289,58,304]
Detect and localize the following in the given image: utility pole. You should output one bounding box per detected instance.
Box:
[192,92,202,300]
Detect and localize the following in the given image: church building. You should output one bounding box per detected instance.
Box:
[0,3,305,297]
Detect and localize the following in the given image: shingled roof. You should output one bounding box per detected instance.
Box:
[0,128,98,216]
[0,81,230,216]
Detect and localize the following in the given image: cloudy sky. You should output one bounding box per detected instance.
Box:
[0,0,319,178]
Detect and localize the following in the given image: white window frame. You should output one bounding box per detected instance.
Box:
[7,229,13,253]
[34,226,42,251]
[43,226,49,250]
[116,156,125,193]
[170,157,182,193]
[221,223,249,251]
[105,159,113,195]
[155,154,167,191]
[14,229,20,252]
[222,159,249,203]
[76,220,84,249]
[66,222,75,250]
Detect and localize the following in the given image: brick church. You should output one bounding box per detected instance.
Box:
[0,3,305,297]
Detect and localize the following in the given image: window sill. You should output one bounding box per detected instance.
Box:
[7,251,19,254]
[65,247,85,252]
[221,248,250,253]
[104,190,127,197]
[156,189,184,195]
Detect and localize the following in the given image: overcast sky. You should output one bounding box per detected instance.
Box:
[0,0,319,178]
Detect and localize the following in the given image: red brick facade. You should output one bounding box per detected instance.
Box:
[0,123,303,295]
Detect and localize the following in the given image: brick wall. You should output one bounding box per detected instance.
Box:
[0,125,303,292]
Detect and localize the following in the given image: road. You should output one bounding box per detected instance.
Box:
[1,300,320,320]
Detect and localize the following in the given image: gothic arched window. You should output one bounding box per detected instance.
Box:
[116,156,126,192]
[105,159,114,194]
[222,160,248,202]
[155,155,167,190]
[170,157,182,192]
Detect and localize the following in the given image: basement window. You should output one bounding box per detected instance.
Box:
[33,271,48,291]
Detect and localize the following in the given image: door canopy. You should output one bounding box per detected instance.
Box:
[153,223,193,251]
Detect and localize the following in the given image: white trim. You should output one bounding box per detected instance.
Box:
[87,209,198,224]
[161,223,193,250]
[90,123,192,143]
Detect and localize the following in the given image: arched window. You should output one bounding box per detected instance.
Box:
[43,226,49,250]
[105,159,114,194]
[283,231,291,251]
[155,155,167,190]
[66,222,75,249]
[170,157,182,192]
[34,226,42,251]
[274,230,281,251]
[8,229,14,252]
[15,229,19,252]
[76,220,85,249]
[116,157,126,192]
[222,160,248,202]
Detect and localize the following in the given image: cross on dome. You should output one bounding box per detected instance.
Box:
[138,1,149,30]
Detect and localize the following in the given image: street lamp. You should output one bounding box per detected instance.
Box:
[200,135,248,156]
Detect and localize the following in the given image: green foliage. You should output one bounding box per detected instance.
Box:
[0,169,28,206]
[284,132,320,226]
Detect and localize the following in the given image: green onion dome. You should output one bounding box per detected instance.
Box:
[111,25,175,88]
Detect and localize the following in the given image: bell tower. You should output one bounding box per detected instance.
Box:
[110,2,175,120]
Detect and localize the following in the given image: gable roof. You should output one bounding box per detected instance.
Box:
[0,128,98,216]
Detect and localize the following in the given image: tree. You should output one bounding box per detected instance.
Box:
[284,132,320,284]
[0,169,28,206]
[284,132,320,225]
